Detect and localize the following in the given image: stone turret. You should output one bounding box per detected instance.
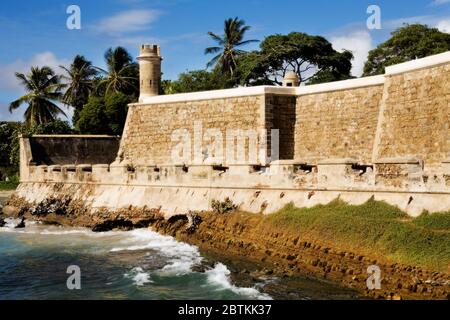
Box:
[282,71,300,87]
[137,44,162,101]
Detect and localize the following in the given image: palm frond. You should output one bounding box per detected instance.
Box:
[204,46,222,55]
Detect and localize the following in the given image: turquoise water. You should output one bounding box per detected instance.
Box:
[0,218,271,300]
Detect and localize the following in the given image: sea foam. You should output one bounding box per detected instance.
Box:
[205,263,272,300]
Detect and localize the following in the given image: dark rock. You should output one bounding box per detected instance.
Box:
[264,269,274,275]
[186,211,202,234]
[32,196,72,217]
[92,219,134,232]
[0,215,5,227]
[15,217,25,229]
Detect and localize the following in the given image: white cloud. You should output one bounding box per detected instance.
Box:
[93,9,161,35]
[431,0,450,6]
[383,15,433,29]
[436,19,450,33]
[330,31,373,77]
[0,52,70,93]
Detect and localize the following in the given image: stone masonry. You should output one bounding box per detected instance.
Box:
[15,48,450,217]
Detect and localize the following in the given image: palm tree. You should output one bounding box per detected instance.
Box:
[96,47,139,96]
[60,55,98,116]
[205,17,258,76]
[9,66,66,126]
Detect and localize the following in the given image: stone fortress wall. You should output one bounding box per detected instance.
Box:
[15,48,450,217]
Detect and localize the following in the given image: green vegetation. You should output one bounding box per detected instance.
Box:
[9,66,66,126]
[413,211,450,230]
[267,199,450,271]
[95,47,139,97]
[76,92,132,135]
[364,24,450,76]
[235,32,354,86]
[9,120,73,170]
[162,69,233,94]
[60,55,99,125]
[3,20,448,182]
[211,198,238,215]
[0,177,19,190]
[205,17,258,76]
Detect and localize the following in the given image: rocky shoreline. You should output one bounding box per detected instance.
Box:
[2,194,449,300]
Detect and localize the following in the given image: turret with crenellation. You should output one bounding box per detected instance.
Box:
[137,44,162,101]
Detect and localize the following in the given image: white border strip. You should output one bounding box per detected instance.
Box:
[385,51,450,75]
[135,76,385,105]
[136,86,295,105]
[30,135,119,138]
[295,75,384,95]
[133,51,449,105]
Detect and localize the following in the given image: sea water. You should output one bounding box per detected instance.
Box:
[0,218,271,300]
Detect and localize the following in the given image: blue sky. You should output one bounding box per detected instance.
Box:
[1,0,449,121]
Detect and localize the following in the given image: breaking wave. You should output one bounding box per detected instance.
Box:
[205,263,272,300]
[125,267,153,286]
[1,219,271,299]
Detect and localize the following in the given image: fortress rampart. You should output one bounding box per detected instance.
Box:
[15,50,450,217]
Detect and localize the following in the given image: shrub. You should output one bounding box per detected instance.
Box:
[211,197,237,215]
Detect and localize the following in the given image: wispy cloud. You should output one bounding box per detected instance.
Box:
[431,0,450,6]
[383,15,433,29]
[92,9,161,35]
[331,31,373,77]
[0,52,70,93]
[327,13,450,77]
[436,19,450,32]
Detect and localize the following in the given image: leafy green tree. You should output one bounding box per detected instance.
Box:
[0,122,21,170]
[236,32,354,86]
[205,17,258,76]
[363,24,450,76]
[96,47,139,97]
[75,96,110,134]
[76,92,132,135]
[9,66,66,126]
[104,92,133,135]
[163,69,232,94]
[60,55,98,125]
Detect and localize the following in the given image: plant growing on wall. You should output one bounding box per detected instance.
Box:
[211,198,238,215]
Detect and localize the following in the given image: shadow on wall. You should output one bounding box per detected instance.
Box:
[29,136,120,165]
[267,95,297,160]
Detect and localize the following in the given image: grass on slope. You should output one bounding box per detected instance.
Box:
[266,199,450,272]
[0,181,18,190]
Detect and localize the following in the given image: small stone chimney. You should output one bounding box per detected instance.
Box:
[137,44,162,101]
[282,71,300,87]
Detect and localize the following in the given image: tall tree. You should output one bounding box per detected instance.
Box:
[96,47,139,96]
[363,24,450,76]
[76,92,132,135]
[235,32,354,86]
[163,68,232,94]
[205,17,258,76]
[60,55,98,124]
[9,66,66,126]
